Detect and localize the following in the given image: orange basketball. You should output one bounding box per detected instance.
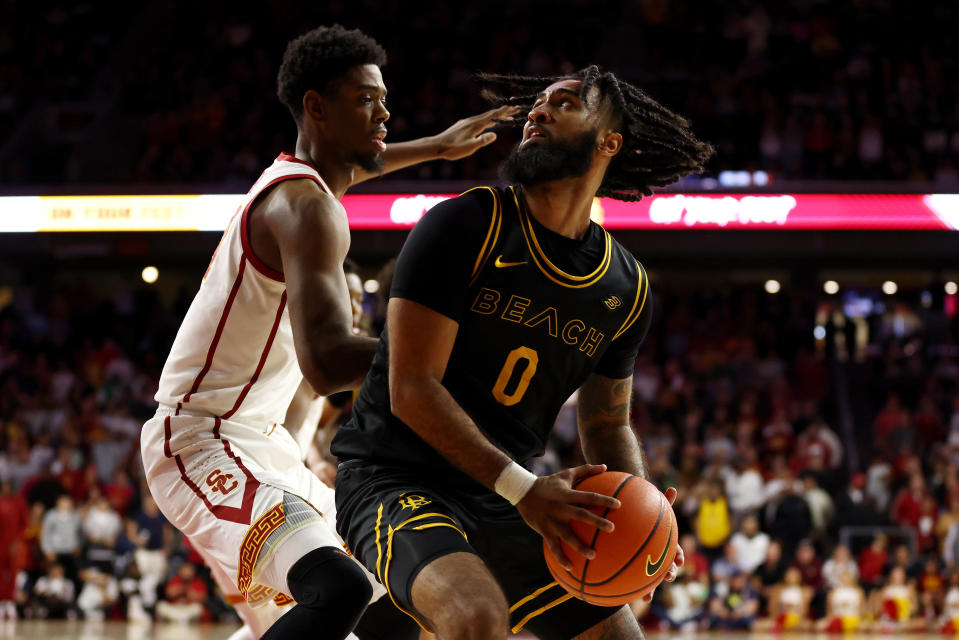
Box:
[543,471,678,606]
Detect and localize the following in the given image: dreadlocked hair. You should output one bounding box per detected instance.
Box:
[478,65,715,201]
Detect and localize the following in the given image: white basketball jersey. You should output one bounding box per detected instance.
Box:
[832,586,862,616]
[155,153,333,427]
[945,587,959,618]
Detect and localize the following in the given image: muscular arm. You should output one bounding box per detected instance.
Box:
[578,369,684,601]
[350,106,516,185]
[388,298,513,489]
[577,373,648,479]
[264,182,377,395]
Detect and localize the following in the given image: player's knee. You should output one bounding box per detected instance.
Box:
[286,547,372,614]
[436,598,508,640]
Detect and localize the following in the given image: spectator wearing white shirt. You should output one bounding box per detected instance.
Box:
[729,513,770,574]
[32,563,75,619]
[796,418,844,471]
[802,471,835,539]
[944,520,959,569]
[82,492,121,545]
[723,451,765,519]
[822,545,859,589]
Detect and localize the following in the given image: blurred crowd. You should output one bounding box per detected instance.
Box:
[3,1,959,187]
[0,269,957,633]
[576,286,959,633]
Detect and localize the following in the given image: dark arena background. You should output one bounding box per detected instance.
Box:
[1,1,958,639]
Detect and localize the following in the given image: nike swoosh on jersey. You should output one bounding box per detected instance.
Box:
[494,255,527,268]
[645,510,673,576]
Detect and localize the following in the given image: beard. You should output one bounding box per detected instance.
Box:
[350,150,384,174]
[502,128,598,187]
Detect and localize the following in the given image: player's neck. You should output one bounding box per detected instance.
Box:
[293,139,355,199]
[518,179,598,240]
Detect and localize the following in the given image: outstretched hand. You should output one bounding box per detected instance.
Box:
[432,105,521,161]
[642,486,684,602]
[515,463,621,572]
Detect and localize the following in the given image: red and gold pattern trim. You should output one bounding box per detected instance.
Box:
[237,502,291,606]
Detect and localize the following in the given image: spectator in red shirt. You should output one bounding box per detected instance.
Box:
[919,558,946,620]
[892,474,931,539]
[156,562,208,624]
[791,540,825,593]
[679,532,710,580]
[917,496,940,554]
[914,395,945,450]
[0,480,29,613]
[51,447,86,504]
[103,470,135,517]
[795,418,844,472]
[873,393,909,453]
[859,533,889,590]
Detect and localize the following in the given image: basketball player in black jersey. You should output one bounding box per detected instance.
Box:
[332,66,713,639]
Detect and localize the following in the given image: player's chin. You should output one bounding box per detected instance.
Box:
[353,150,384,174]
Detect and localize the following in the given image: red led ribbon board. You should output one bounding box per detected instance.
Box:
[1,193,957,231]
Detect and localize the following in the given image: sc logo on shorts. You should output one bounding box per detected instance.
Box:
[206,469,239,496]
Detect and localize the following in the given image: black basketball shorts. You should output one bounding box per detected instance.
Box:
[335,460,623,638]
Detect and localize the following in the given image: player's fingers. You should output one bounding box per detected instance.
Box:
[566,506,614,533]
[544,536,575,572]
[472,104,521,123]
[674,544,686,567]
[464,105,522,132]
[568,488,620,511]
[568,463,607,483]
[474,131,496,146]
[663,486,678,505]
[663,564,679,582]
[557,526,595,560]
[643,588,656,603]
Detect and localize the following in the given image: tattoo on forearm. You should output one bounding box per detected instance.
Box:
[578,375,650,479]
[583,378,632,423]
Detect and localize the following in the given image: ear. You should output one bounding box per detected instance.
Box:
[597,131,622,157]
[302,89,326,123]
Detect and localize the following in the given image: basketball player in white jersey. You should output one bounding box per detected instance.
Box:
[140,25,515,640]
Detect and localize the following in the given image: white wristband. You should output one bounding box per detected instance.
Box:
[494,461,537,505]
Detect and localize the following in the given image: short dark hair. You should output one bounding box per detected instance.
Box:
[277,25,387,120]
[479,65,715,201]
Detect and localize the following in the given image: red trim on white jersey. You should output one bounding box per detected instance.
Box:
[276,152,333,194]
[238,158,334,283]
[183,258,248,404]
[222,291,289,420]
[164,416,260,525]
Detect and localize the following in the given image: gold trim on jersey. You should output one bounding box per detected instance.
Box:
[511,591,575,634]
[374,503,384,583]
[373,509,467,633]
[612,261,648,340]
[509,186,611,289]
[412,522,468,539]
[509,581,561,613]
[467,187,503,286]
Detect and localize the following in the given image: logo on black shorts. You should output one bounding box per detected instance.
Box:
[398,494,432,511]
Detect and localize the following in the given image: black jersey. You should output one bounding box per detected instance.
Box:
[330,186,651,487]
